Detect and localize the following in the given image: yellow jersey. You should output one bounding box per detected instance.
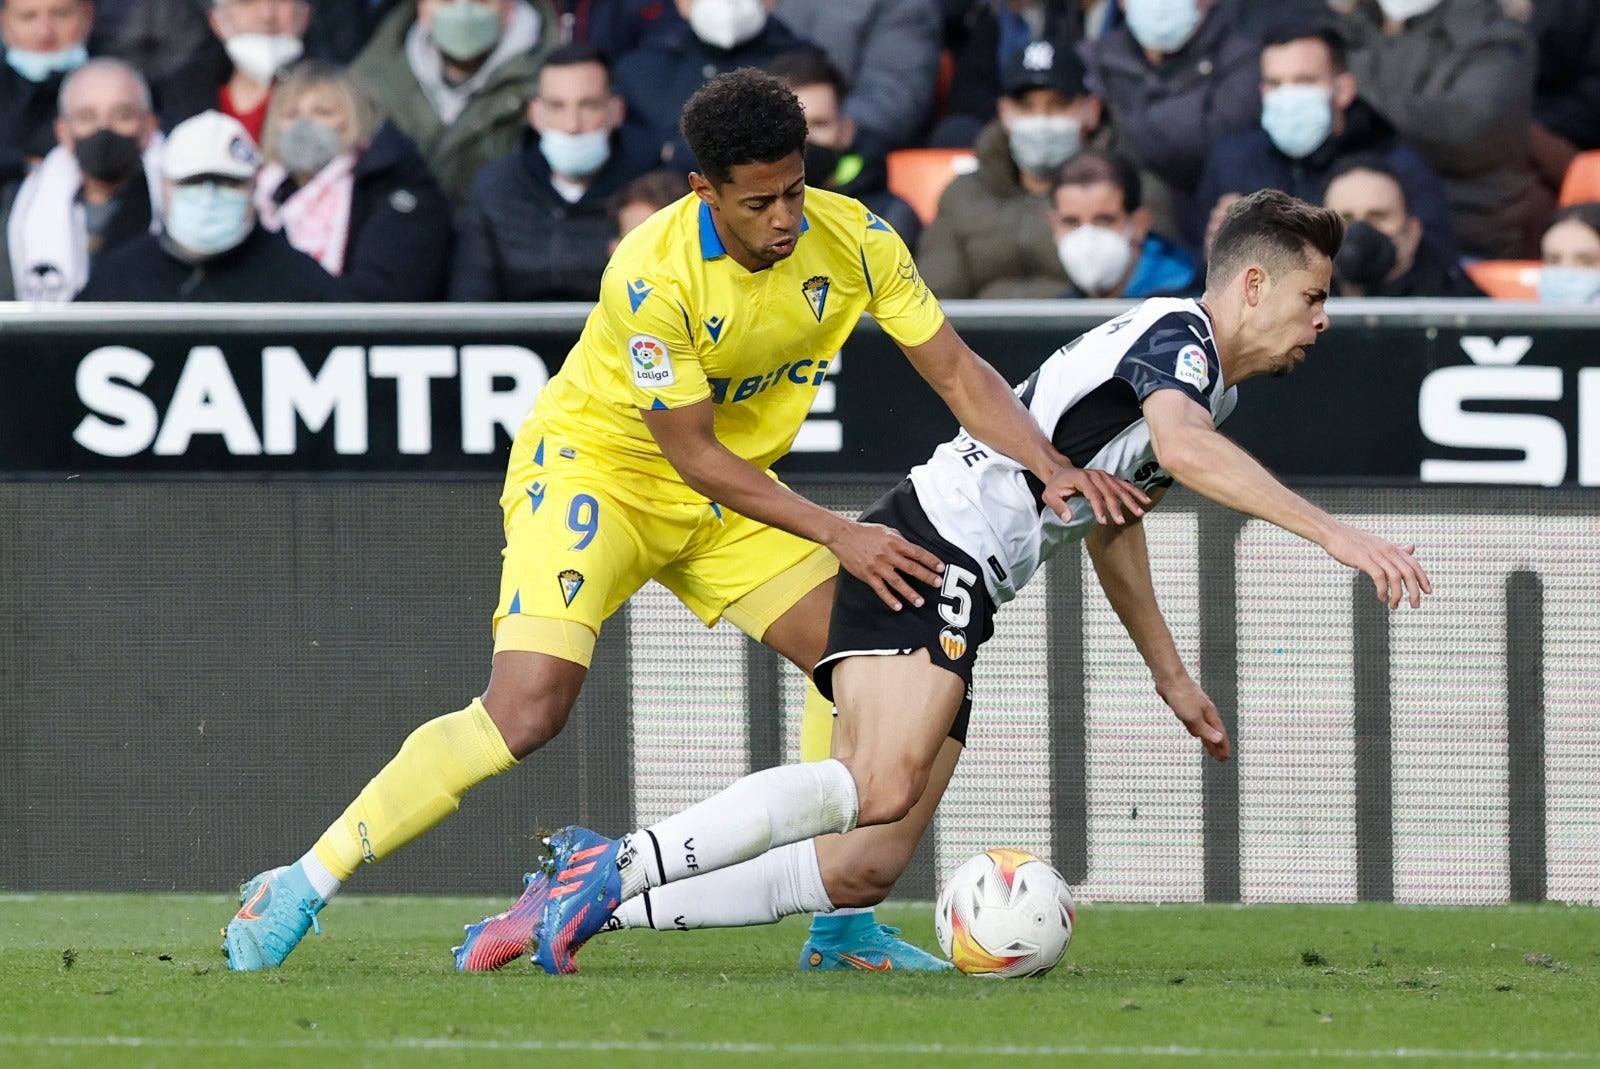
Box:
[519,187,946,501]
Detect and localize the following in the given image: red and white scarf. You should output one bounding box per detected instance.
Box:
[254,151,357,276]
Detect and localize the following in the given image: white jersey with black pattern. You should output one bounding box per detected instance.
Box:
[909,297,1239,605]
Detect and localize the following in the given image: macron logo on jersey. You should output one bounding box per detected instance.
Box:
[629,334,676,387]
[1175,344,1210,392]
[627,278,654,313]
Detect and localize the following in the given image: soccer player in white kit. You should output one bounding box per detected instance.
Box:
[515,188,1435,974]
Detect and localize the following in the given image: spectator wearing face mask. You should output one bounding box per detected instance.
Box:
[76,108,346,300]
[354,0,561,207]
[770,0,941,152]
[1321,154,1482,298]
[450,43,658,300]
[1,57,161,300]
[256,59,452,300]
[156,0,314,142]
[612,0,821,167]
[1536,201,1600,304]
[0,0,95,168]
[767,48,921,248]
[1336,0,1539,259]
[1195,19,1456,257]
[1079,0,1260,248]
[918,36,1107,299]
[1050,147,1195,298]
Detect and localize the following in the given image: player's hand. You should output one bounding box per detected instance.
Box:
[826,520,945,611]
[1156,675,1230,762]
[1040,465,1151,526]
[1321,526,1433,609]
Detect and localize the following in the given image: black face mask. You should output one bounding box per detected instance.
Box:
[1334,220,1398,287]
[803,142,840,189]
[74,128,143,183]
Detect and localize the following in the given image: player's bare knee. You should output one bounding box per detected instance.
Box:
[481,684,574,758]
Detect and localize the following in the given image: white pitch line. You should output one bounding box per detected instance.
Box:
[0,1035,1595,1062]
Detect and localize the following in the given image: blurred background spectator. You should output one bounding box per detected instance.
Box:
[1322,153,1482,297]
[353,0,561,206]
[772,0,941,151]
[934,0,1119,149]
[550,0,684,61]
[1537,201,1600,303]
[612,0,819,167]
[2,57,161,300]
[1336,0,1539,258]
[306,0,406,63]
[1196,19,1455,255]
[1525,0,1600,198]
[256,59,451,300]
[1080,0,1259,248]
[78,108,345,300]
[1051,147,1195,298]
[102,0,213,101]
[918,35,1105,298]
[769,48,922,247]
[0,0,95,168]
[156,0,313,139]
[449,42,654,300]
[607,165,685,249]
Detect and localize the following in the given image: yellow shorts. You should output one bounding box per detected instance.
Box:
[491,434,838,666]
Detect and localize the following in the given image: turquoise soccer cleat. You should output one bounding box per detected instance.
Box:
[798,921,955,972]
[530,825,623,975]
[221,864,325,971]
[453,865,552,972]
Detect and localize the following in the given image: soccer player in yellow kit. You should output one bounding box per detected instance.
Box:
[221,68,1139,973]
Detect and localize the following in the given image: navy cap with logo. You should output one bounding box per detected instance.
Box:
[1003,39,1089,99]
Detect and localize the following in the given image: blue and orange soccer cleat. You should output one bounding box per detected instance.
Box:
[453,865,552,972]
[530,825,623,975]
[798,921,954,972]
[222,864,325,971]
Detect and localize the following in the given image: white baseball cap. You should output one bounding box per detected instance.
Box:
[163,110,262,183]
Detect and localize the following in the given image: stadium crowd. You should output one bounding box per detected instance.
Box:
[2,0,1596,304]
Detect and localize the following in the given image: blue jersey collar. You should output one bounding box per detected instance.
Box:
[698,200,810,260]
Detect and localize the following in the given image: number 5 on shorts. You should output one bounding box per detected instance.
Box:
[567,494,599,550]
[938,564,978,627]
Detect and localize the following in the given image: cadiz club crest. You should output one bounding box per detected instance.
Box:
[939,625,968,660]
[802,275,830,321]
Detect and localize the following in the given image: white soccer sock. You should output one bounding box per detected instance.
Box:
[611,841,833,930]
[616,759,858,899]
[297,850,342,901]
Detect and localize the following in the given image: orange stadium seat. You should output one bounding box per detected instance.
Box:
[1559,150,1600,207]
[886,147,978,225]
[1465,259,1542,300]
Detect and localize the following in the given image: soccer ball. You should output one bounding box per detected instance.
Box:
[934,848,1075,978]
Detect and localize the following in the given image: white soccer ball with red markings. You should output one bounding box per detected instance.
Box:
[934,848,1076,978]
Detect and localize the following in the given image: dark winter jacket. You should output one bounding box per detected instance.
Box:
[262,121,453,301]
[0,60,67,169]
[1529,0,1600,149]
[612,17,820,168]
[449,121,658,302]
[1196,98,1457,253]
[76,226,348,302]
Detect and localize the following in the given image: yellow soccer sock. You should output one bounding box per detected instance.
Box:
[799,683,835,762]
[311,697,517,881]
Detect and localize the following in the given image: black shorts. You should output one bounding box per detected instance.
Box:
[813,479,995,746]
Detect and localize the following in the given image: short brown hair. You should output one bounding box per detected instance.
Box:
[1206,188,1345,291]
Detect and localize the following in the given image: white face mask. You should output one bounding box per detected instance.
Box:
[1007,113,1083,174]
[1375,0,1443,22]
[1057,223,1135,295]
[225,33,304,86]
[688,0,767,51]
[1260,83,1334,159]
[540,127,611,178]
[1122,0,1202,55]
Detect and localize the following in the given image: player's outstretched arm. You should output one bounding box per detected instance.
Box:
[901,321,1150,525]
[1085,497,1230,762]
[641,399,944,611]
[1144,390,1432,609]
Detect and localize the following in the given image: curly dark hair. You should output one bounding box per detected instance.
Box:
[679,68,808,186]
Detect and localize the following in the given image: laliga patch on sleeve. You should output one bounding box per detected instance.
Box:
[628,334,675,387]
[1175,344,1210,392]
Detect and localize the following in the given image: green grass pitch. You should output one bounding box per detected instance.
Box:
[2,895,1597,1068]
